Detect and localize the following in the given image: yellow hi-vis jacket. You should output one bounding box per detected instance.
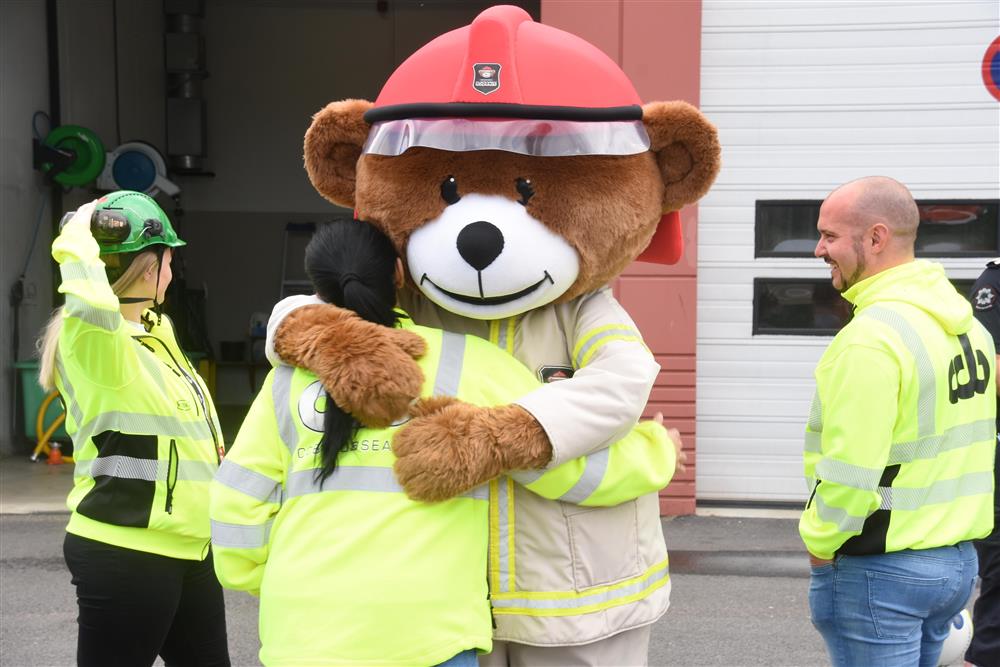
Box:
[52,220,223,560]
[800,260,996,560]
[211,319,675,667]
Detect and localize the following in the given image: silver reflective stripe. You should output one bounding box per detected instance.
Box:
[805,475,816,493]
[64,294,120,332]
[215,459,282,502]
[497,320,509,351]
[285,466,488,501]
[575,328,638,369]
[79,456,216,482]
[814,494,867,533]
[434,332,465,396]
[211,519,272,549]
[60,261,107,283]
[497,478,512,592]
[861,307,936,437]
[878,470,994,511]
[491,565,669,610]
[559,448,610,504]
[888,419,996,465]
[54,356,84,427]
[75,411,213,445]
[509,469,546,485]
[89,455,158,481]
[807,392,823,433]
[804,432,822,454]
[815,458,883,492]
[170,460,217,482]
[273,365,298,453]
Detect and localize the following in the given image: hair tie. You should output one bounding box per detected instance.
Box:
[340,272,362,290]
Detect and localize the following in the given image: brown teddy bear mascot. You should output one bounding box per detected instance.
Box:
[266,5,720,665]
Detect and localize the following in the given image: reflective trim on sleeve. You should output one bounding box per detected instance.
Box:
[573,325,643,369]
[815,458,883,492]
[558,448,610,504]
[64,294,121,332]
[888,419,996,465]
[211,519,273,549]
[434,332,465,397]
[215,459,282,503]
[509,469,546,485]
[75,411,213,446]
[807,392,823,433]
[813,494,868,533]
[491,559,669,616]
[60,260,108,284]
[878,470,994,511]
[273,365,298,454]
[495,476,515,593]
[804,432,822,454]
[284,466,488,501]
[861,307,936,437]
[54,356,85,428]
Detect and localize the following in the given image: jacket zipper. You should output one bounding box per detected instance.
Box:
[135,334,222,463]
[165,439,178,514]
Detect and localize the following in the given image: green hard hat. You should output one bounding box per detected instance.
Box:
[93,190,186,255]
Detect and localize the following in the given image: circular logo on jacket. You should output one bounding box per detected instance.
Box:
[473,63,501,95]
[974,286,996,310]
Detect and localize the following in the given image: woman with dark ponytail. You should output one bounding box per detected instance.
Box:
[209,219,679,667]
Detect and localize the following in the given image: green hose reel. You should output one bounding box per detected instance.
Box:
[36,125,105,187]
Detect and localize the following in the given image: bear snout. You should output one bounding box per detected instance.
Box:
[456,220,506,271]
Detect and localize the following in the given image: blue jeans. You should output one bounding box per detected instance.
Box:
[809,542,978,667]
[435,649,478,667]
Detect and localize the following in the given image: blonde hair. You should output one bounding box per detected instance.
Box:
[38,251,160,391]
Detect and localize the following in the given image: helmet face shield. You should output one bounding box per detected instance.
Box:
[362,118,650,158]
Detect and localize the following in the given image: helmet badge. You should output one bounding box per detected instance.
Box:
[472,63,501,95]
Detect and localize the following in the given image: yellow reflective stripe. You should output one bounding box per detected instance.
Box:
[506,476,516,592]
[489,478,501,592]
[572,324,627,362]
[489,320,501,346]
[491,559,670,617]
[504,318,516,354]
[579,334,644,368]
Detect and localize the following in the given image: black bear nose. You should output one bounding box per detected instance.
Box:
[456,221,505,271]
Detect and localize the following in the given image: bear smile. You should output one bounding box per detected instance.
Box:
[420,271,554,306]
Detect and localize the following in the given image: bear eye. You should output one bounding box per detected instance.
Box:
[441,176,461,205]
[515,177,534,206]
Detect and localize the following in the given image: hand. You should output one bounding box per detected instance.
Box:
[809,554,833,567]
[62,201,97,232]
[652,413,687,473]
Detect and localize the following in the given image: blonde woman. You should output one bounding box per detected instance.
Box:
[39,191,229,667]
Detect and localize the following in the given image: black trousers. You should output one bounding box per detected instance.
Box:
[968,532,1000,666]
[64,532,231,667]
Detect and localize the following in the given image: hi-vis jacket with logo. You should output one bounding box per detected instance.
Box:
[800,260,996,561]
[267,286,670,646]
[52,222,222,561]
[213,318,674,666]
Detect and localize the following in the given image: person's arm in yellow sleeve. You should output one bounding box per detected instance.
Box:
[52,202,139,389]
[799,344,899,560]
[210,371,286,595]
[466,336,680,507]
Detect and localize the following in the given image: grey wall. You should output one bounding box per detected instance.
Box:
[1,0,53,456]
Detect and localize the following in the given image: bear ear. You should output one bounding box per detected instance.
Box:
[303,99,374,208]
[642,101,721,212]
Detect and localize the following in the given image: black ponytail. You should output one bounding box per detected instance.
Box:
[304,219,401,483]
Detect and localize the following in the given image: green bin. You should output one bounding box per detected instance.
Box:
[13,360,68,440]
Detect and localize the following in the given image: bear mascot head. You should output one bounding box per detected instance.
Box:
[271,4,720,502]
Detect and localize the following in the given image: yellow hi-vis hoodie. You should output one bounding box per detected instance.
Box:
[800,260,996,560]
[52,218,223,560]
[210,319,675,667]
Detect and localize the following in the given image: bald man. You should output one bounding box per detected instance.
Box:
[800,177,996,666]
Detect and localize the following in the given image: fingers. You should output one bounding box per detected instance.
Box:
[666,427,687,473]
[653,411,664,425]
[385,328,428,359]
[64,201,97,231]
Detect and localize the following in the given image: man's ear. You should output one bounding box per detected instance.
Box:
[642,101,722,212]
[303,99,373,208]
[870,222,890,252]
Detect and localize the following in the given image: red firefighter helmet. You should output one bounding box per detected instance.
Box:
[361,4,683,265]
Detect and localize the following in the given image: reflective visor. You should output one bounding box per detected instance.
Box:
[362,118,650,158]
